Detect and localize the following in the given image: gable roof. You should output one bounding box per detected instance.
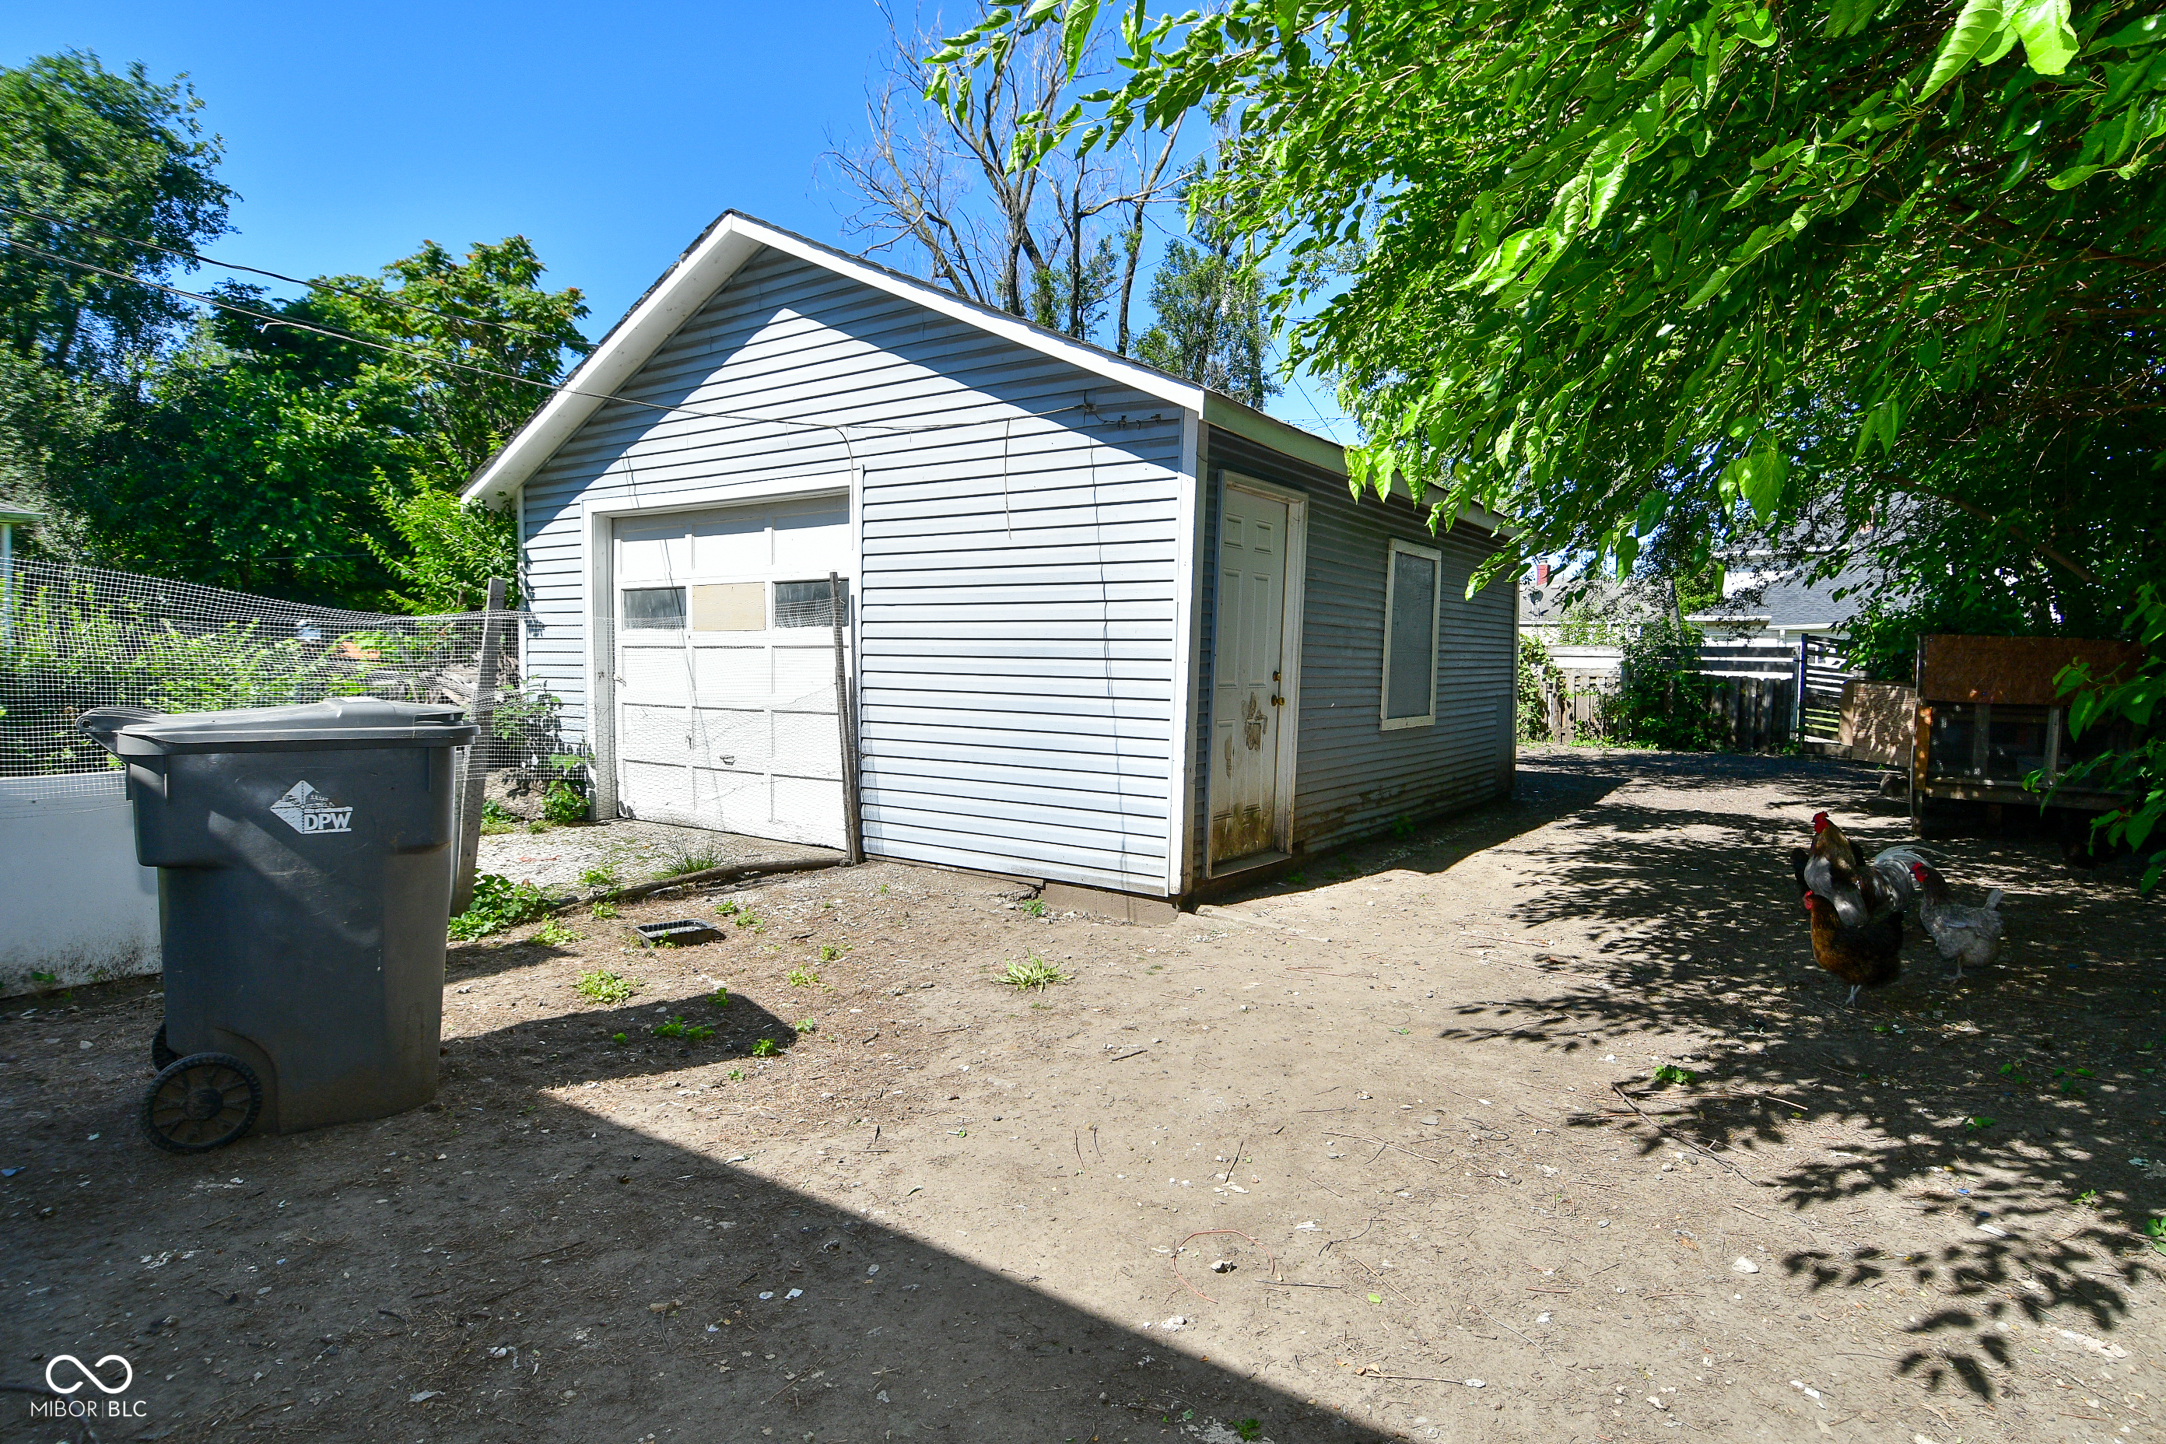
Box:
[465,210,1281,504]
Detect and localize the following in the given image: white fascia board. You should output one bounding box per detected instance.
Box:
[463,211,1207,506]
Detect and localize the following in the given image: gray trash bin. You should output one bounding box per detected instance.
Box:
[80,697,478,1152]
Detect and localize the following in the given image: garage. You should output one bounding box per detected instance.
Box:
[611,493,852,849]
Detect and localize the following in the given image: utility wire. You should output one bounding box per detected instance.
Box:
[0,202,563,341]
[3,234,1122,442]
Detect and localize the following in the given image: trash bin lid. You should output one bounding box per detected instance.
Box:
[80,697,480,756]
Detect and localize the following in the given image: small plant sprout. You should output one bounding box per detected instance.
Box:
[1653,1064,1698,1085]
[727,1068,745,1081]
[750,1038,779,1058]
[1236,1422,1264,1442]
[708,985,730,1009]
[590,900,619,920]
[578,863,620,891]
[787,966,820,988]
[714,899,740,918]
[794,1019,817,1033]
[876,883,889,896]
[1000,957,1069,991]
[576,969,638,1005]
[816,943,845,963]
[610,1031,627,1045]
[2145,1217,2166,1255]
[2075,1188,2102,1207]
[654,1016,715,1042]
[534,917,583,946]
[1023,898,1047,918]
[1966,1115,1995,1131]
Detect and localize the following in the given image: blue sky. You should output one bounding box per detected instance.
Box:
[4,1,1354,438]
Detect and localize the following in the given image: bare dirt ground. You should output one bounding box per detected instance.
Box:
[6,746,2164,1444]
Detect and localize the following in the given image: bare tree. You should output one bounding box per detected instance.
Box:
[824,3,1183,349]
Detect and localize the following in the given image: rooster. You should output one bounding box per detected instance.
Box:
[1800,812,1890,926]
[1909,861,2003,981]
[1791,847,1904,1004]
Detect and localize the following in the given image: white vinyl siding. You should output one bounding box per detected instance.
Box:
[518,246,1186,893]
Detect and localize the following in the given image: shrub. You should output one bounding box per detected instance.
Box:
[542,780,589,825]
[1515,634,1565,743]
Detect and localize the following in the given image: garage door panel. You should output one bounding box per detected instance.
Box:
[691,645,774,698]
[622,646,693,697]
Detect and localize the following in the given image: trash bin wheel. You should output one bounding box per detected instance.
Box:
[141,1053,262,1154]
[151,1023,178,1071]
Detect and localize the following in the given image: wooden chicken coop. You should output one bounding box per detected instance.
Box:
[1909,633,2144,834]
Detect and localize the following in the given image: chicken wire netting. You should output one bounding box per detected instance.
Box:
[0,557,582,815]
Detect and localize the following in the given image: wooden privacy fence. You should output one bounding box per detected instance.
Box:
[1526,669,1796,750]
[1703,675,1796,751]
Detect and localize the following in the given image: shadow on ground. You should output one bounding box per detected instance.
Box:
[6,1059,1342,1444]
[1406,747,2166,1401]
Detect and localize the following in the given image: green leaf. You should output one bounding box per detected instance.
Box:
[1921,0,2009,98]
[1628,31,1690,80]
[1061,0,1102,79]
[2099,12,2166,48]
[2008,0,2078,74]
[2047,162,2105,188]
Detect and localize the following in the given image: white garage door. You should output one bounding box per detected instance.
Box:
[612,495,851,848]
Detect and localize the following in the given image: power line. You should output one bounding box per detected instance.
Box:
[0,202,566,341]
[2,235,1123,444]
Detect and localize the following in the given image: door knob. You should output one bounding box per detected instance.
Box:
[1271,695,1285,707]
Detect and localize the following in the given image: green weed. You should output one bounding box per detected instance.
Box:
[590,900,619,920]
[610,1031,627,1045]
[727,1069,744,1081]
[750,1038,779,1058]
[2145,1217,2166,1255]
[1023,898,1047,918]
[2075,1188,2102,1207]
[449,873,553,940]
[579,863,620,891]
[1966,1115,1995,1131]
[1000,957,1069,991]
[654,1016,715,1042]
[658,849,726,878]
[816,943,845,962]
[787,967,820,988]
[1235,1422,1263,1442]
[576,969,638,1005]
[1653,1064,1698,1085]
[794,1019,817,1033]
[534,917,583,946]
[708,985,731,1008]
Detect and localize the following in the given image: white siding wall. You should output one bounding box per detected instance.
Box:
[520,247,1188,893]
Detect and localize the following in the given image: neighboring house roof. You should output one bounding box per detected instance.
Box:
[1690,550,1873,633]
[460,210,1509,532]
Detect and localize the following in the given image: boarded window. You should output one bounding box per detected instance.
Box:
[1380,541,1440,728]
[691,582,766,631]
[622,586,686,630]
[773,578,850,629]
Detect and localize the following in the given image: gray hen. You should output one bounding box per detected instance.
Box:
[1908,861,2003,980]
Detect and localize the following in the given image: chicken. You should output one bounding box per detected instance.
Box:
[1791,846,1904,1004]
[1867,845,1936,915]
[1909,861,2003,980]
[1801,811,1894,927]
